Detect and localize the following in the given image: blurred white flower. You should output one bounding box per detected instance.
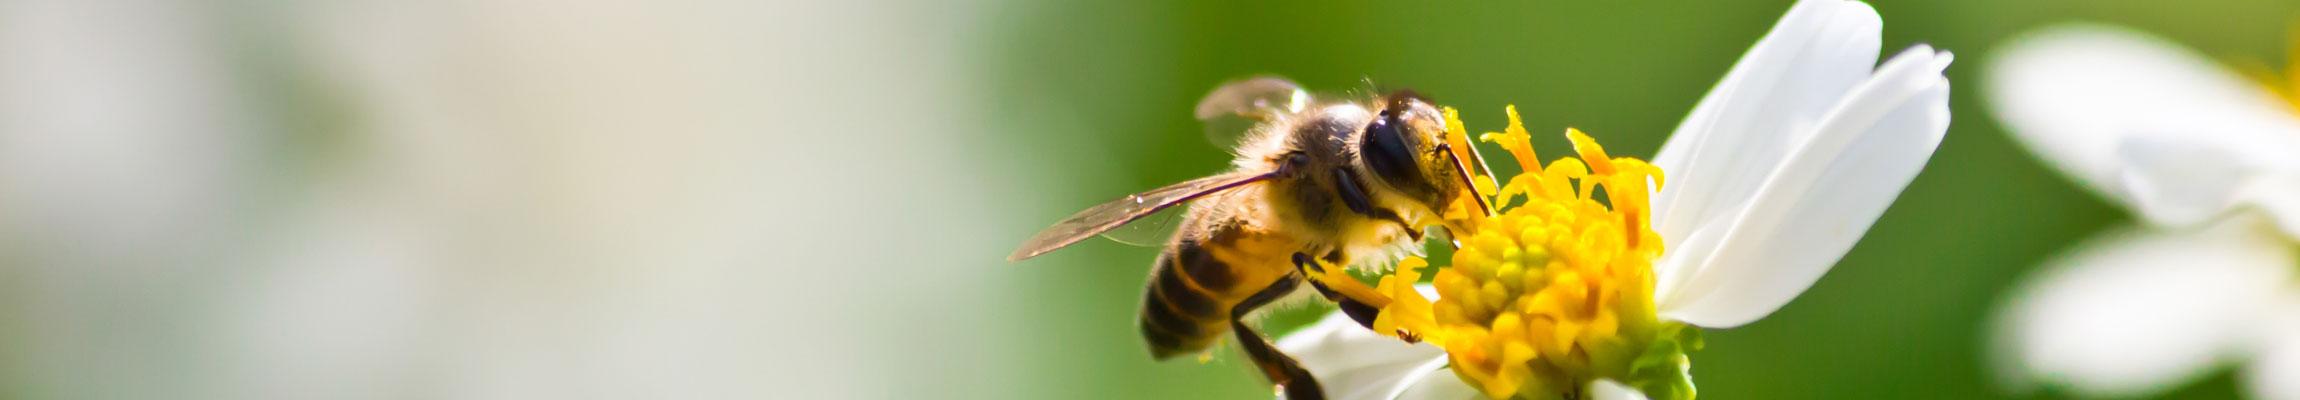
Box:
[1276,0,1954,398]
[1987,24,2300,399]
[0,0,259,397]
[0,0,1019,398]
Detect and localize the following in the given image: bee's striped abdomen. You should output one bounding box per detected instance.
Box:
[1139,227,1299,360]
[1140,237,1231,359]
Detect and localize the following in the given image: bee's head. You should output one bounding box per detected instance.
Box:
[1356,91,1466,214]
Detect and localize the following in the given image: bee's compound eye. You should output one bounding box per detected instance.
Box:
[1360,114,1421,187]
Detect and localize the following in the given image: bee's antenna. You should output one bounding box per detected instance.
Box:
[1437,142,1494,217]
[1461,138,1498,190]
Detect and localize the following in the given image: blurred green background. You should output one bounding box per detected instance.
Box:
[984,0,2300,399]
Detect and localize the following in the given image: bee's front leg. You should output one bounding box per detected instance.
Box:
[1292,252,1403,341]
[1329,168,1423,242]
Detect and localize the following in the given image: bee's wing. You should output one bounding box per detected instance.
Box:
[1194,76,1307,147]
[1096,201,1185,248]
[1009,171,1278,261]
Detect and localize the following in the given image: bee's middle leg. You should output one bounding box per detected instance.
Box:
[1232,274,1324,400]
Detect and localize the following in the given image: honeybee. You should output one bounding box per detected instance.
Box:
[1009,77,1493,400]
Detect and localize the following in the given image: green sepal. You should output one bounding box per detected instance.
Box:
[1623,323,1702,400]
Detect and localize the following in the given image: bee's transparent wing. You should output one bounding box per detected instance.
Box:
[1194,76,1307,147]
[1009,171,1277,261]
[1097,201,1186,248]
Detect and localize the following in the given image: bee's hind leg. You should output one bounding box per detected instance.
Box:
[1233,274,1324,400]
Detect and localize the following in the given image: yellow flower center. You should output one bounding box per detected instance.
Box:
[1371,106,1700,400]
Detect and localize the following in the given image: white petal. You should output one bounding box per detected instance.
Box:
[2244,173,2300,238]
[2248,301,2300,400]
[1278,288,1450,400]
[2114,134,2277,228]
[1991,219,2294,397]
[1987,24,2300,207]
[1385,376,1646,400]
[1652,0,1882,267]
[2253,339,2300,400]
[1389,369,1482,400]
[1657,46,1953,327]
[2117,141,2300,237]
[1586,380,1649,400]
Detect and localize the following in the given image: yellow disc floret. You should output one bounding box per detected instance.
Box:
[1371,106,1702,400]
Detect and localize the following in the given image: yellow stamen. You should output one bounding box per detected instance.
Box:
[1482,105,1540,175]
[1374,106,1686,400]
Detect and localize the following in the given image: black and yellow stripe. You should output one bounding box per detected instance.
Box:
[1138,226,1300,360]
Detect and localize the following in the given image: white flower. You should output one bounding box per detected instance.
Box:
[1985,24,2300,399]
[1275,0,1953,398]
